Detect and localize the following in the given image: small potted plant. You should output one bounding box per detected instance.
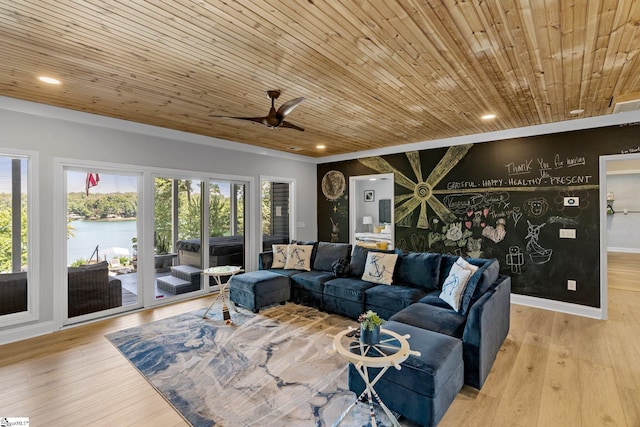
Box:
[358,310,385,345]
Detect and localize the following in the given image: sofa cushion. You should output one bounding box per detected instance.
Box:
[290,270,335,294]
[418,290,455,310]
[459,258,499,316]
[389,302,467,339]
[394,250,441,291]
[362,252,398,285]
[323,277,377,302]
[365,285,428,316]
[349,245,393,278]
[284,244,314,271]
[467,258,500,304]
[262,268,304,278]
[313,242,352,272]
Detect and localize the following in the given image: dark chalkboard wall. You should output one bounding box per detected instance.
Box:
[318,123,640,308]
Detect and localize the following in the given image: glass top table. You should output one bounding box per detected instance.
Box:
[201,266,243,321]
[328,327,421,426]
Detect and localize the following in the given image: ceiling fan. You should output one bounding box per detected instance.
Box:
[211,90,305,131]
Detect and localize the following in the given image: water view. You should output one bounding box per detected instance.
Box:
[67,220,137,264]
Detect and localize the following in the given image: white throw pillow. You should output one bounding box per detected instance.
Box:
[271,244,289,268]
[361,252,398,285]
[284,244,314,271]
[455,256,479,276]
[440,262,473,311]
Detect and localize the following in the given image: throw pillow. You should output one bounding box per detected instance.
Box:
[271,244,289,268]
[331,258,351,277]
[455,256,479,276]
[313,242,352,272]
[284,244,314,271]
[349,245,394,278]
[439,262,473,311]
[361,252,398,285]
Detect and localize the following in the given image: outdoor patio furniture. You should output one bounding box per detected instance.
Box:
[0,271,28,315]
[68,261,122,317]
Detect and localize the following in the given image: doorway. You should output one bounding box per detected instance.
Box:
[599,153,640,319]
[349,173,394,249]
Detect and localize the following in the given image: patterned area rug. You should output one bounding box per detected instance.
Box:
[106,303,407,427]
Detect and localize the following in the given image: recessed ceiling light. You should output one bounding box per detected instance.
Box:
[316,144,326,149]
[570,109,584,115]
[481,114,496,120]
[369,178,377,181]
[37,76,61,85]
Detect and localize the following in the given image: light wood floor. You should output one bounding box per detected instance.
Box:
[0,258,639,427]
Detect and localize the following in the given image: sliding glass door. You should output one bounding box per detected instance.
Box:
[154,177,203,300]
[66,169,139,319]
[153,177,247,298]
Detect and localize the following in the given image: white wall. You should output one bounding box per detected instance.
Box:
[606,173,640,252]
[0,97,317,342]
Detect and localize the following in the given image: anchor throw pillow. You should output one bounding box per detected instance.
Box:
[361,252,398,285]
[439,258,475,311]
[271,244,289,269]
[284,244,314,271]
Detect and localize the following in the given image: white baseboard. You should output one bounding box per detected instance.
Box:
[0,321,56,346]
[607,247,640,254]
[511,294,603,320]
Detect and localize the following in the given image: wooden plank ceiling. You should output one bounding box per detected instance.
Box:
[1,1,639,157]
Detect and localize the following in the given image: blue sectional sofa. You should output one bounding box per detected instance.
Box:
[258,242,511,391]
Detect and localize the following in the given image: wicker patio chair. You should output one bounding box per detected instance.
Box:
[0,271,28,315]
[68,261,122,317]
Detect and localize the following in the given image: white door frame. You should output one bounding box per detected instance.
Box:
[598,151,640,320]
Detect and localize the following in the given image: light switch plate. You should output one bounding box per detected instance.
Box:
[559,228,577,239]
[563,197,579,206]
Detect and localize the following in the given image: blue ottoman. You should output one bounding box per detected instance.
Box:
[348,321,464,427]
[229,270,290,313]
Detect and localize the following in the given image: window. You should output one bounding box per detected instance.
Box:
[261,178,293,251]
[0,157,29,317]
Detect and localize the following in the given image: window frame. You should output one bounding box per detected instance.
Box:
[0,149,40,328]
[260,175,296,248]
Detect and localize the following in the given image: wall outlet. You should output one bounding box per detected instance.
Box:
[567,280,577,291]
[559,228,577,239]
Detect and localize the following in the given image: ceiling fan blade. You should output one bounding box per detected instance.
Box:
[210,115,267,124]
[277,97,305,119]
[280,120,305,132]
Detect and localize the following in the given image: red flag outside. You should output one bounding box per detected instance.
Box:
[86,173,100,195]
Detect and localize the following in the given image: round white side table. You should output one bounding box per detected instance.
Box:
[328,326,421,427]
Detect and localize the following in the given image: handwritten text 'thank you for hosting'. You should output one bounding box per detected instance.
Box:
[447,154,592,190]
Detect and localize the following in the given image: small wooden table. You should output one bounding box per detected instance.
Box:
[328,327,421,427]
[202,266,243,320]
